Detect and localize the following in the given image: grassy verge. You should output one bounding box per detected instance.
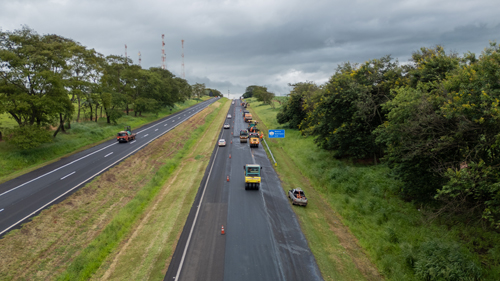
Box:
[0,99,228,280]
[247,98,500,280]
[0,97,210,183]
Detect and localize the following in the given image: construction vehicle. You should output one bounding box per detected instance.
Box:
[249,133,260,148]
[244,113,253,123]
[244,164,262,190]
[242,110,249,117]
[247,120,259,133]
[240,129,249,143]
[117,126,136,143]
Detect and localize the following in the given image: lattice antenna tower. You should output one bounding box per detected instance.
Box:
[138,52,141,67]
[181,39,185,79]
[125,44,128,61]
[161,34,166,70]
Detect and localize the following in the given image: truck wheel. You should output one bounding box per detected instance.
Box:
[256,183,260,190]
[245,183,248,190]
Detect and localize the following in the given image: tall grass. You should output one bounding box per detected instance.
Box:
[0,98,209,182]
[56,99,226,281]
[248,98,500,280]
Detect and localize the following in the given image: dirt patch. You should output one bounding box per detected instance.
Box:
[0,104,218,281]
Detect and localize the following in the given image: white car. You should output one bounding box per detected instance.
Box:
[218,139,226,147]
[227,114,232,119]
[232,102,235,104]
[224,124,230,129]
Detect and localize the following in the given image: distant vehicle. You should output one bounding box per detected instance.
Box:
[288,188,308,206]
[227,114,232,119]
[232,101,235,105]
[244,164,262,190]
[218,139,226,147]
[224,124,230,129]
[242,110,250,117]
[117,126,136,143]
[239,129,249,143]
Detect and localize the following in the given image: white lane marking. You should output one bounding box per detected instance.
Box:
[60,171,76,180]
[144,134,149,137]
[175,126,225,280]
[0,142,117,198]
[0,99,216,236]
[178,117,180,119]
[130,140,136,144]
[172,120,175,122]
[0,209,4,212]
[155,129,158,131]
[104,152,113,158]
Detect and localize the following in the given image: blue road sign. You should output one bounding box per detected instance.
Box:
[268,129,285,138]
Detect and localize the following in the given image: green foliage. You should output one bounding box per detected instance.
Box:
[306,56,405,159]
[4,125,53,149]
[376,43,500,225]
[0,26,195,146]
[414,240,482,281]
[276,82,321,129]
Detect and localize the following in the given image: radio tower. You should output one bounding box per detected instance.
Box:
[181,39,185,79]
[138,52,141,67]
[161,34,166,70]
[125,44,128,60]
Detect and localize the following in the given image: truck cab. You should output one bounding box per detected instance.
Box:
[244,164,262,190]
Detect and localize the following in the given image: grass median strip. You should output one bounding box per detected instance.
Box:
[91,100,230,280]
[0,99,228,281]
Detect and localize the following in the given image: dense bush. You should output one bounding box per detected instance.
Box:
[5,125,53,149]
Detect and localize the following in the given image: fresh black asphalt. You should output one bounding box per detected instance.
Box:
[165,101,323,281]
[0,99,217,237]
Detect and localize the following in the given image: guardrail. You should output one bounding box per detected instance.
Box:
[263,138,277,166]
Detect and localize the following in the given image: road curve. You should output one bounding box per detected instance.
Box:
[165,101,323,281]
[0,98,218,237]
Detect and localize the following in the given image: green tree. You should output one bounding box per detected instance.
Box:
[0,26,75,145]
[277,82,321,129]
[192,83,205,99]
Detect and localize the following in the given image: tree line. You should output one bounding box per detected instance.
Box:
[242,85,275,107]
[0,26,220,149]
[277,43,500,228]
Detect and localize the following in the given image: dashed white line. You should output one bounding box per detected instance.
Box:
[60,171,76,180]
[0,209,4,212]
[104,152,113,158]
[155,129,158,131]
[172,120,175,122]
[130,140,136,144]
[164,124,168,126]
[0,142,117,198]
[144,134,149,137]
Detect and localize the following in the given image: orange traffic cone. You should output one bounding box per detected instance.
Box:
[227,176,229,182]
[229,154,231,159]
[221,225,225,235]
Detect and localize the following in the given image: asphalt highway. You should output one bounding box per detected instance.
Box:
[165,101,323,281]
[0,98,218,237]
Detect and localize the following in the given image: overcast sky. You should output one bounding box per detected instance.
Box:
[1,0,499,98]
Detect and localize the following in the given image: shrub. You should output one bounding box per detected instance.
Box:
[414,240,481,281]
[5,125,53,149]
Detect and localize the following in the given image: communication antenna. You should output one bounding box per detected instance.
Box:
[125,44,128,60]
[161,34,166,70]
[181,39,185,79]
[138,51,141,67]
